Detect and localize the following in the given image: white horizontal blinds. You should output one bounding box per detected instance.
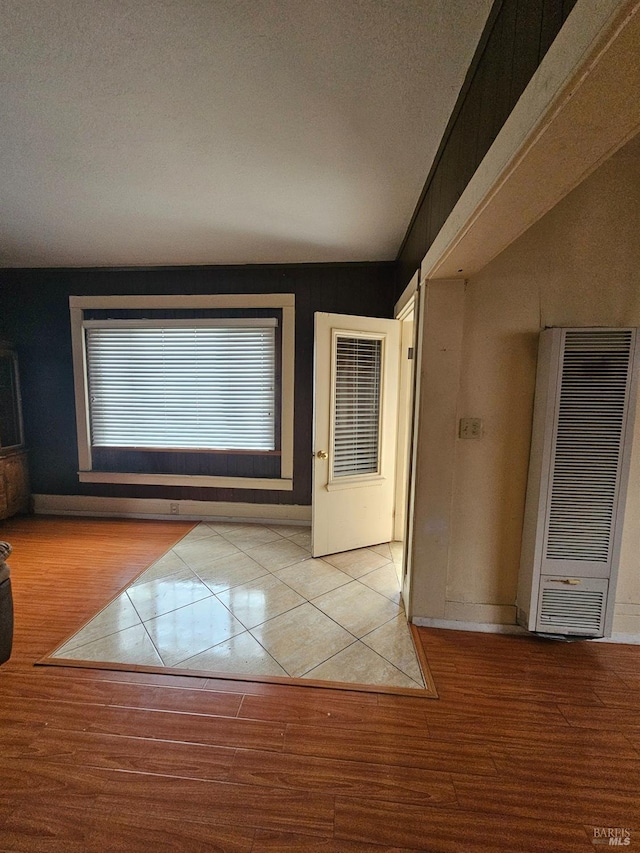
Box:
[545,329,633,562]
[333,335,382,477]
[86,324,276,451]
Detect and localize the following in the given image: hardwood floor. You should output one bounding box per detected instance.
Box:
[0,515,639,852]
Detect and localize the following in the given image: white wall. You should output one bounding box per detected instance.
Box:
[411,133,640,635]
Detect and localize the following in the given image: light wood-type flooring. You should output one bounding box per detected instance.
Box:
[1,515,639,852]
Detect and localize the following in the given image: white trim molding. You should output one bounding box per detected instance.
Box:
[595,633,640,645]
[69,293,295,491]
[69,295,295,310]
[421,0,640,281]
[412,617,640,644]
[412,617,527,635]
[394,270,419,319]
[77,472,293,490]
[33,493,311,524]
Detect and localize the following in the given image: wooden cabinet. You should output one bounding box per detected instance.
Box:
[0,343,29,519]
[0,449,29,518]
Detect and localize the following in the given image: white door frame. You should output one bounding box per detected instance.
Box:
[311,312,401,558]
[393,296,416,542]
[393,273,422,619]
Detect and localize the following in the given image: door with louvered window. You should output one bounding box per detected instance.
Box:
[312,313,400,557]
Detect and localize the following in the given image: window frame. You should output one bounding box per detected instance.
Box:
[70,294,295,491]
[331,332,383,480]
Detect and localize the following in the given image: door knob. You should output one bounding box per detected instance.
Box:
[316,450,328,459]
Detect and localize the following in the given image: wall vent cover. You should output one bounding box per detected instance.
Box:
[545,329,633,563]
[538,586,605,635]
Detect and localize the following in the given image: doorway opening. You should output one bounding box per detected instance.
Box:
[311,286,421,620]
[393,292,418,619]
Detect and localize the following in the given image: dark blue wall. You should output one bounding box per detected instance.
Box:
[0,263,395,506]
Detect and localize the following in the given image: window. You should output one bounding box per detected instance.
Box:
[332,335,382,477]
[70,295,294,490]
[86,321,277,451]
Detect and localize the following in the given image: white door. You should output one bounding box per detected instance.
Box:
[312,312,400,558]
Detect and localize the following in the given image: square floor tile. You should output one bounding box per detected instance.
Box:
[303,641,423,689]
[53,592,142,655]
[246,538,311,572]
[126,571,213,622]
[250,602,354,677]
[265,524,309,538]
[203,521,249,536]
[322,547,391,578]
[54,623,163,667]
[176,631,287,677]
[174,524,220,545]
[312,581,401,638]
[145,596,245,666]
[218,524,285,550]
[369,543,392,560]
[358,563,402,604]
[286,530,312,552]
[131,550,190,587]
[49,522,421,694]
[216,574,306,629]
[275,558,351,600]
[389,541,404,564]
[361,615,424,686]
[173,535,241,569]
[195,551,270,594]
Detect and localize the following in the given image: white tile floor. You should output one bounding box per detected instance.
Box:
[52,523,425,690]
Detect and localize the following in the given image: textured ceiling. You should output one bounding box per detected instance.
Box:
[0,0,492,268]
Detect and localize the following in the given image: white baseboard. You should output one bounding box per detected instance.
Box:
[412,617,640,644]
[411,617,526,635]
[593,633,640,646]
[33,494,311,526]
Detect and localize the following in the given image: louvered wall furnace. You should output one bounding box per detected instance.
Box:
[517,328,639,639]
